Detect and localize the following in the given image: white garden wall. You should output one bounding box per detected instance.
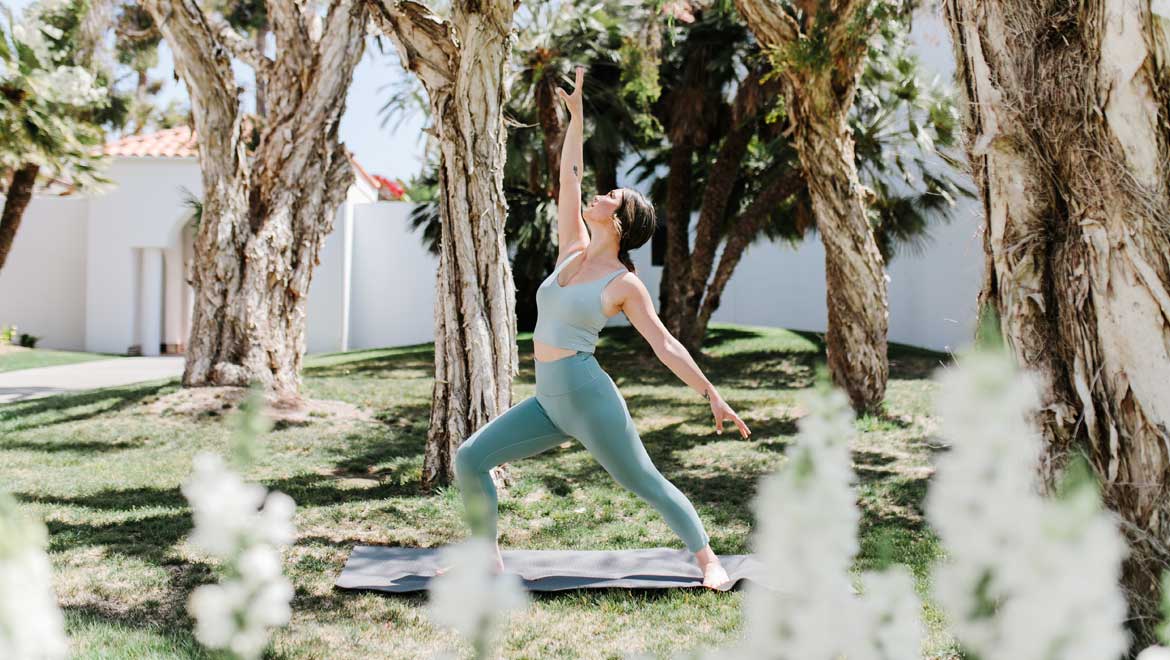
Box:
[0,195,89,350]
[345,201,438,351]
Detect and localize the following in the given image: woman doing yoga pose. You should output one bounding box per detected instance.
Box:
[447,66,751,590]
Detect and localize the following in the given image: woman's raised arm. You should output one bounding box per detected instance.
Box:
[554,66,590,263]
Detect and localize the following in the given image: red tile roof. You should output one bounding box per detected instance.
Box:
[101,126,387,194]
[102,126,197,158]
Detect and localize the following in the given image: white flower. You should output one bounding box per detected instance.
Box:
[925,348,1130,660]
[427,537,529,651]
[237,545,283,586]
[179,454,296,557]
[0,549,69,660]
[676,384,925,660]
[1138,647,1170,660]
[181,452,296,660]
[256,491,297,547]
[189,581,247,649]
[851,566,924,660]
[0,493,69,660]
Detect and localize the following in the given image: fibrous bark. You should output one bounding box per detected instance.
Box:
[944,0,1170,647]
[0,164,40,273]
[142,0,368,401]
[367,0,519,491]
[733,0,891,414]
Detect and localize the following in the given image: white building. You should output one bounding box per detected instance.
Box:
[0,126,439,356]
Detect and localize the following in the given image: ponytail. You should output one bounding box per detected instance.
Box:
[618,247,636,273]
[613,188,656,274]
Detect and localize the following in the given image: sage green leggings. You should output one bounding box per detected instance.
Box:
[453,350,711,553]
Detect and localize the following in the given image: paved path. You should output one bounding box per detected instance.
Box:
[0,356,185,404]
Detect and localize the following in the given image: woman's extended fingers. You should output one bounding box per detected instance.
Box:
[731,412,751,439]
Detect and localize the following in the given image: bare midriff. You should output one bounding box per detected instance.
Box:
[533,340,579,363]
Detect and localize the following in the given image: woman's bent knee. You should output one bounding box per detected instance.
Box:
[453,442,481,481]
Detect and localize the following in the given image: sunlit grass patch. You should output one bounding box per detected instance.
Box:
[1,323,960,658]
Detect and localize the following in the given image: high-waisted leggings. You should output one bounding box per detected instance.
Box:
[452,350,711,553]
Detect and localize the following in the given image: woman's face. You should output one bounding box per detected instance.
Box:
[583,188,624,228]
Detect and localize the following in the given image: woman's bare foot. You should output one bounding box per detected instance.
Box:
[694,545,732,590]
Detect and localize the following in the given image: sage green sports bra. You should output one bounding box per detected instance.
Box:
[533,249,628,353]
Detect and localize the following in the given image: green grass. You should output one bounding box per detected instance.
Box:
[0,346,122,373]
[0,323,961,659]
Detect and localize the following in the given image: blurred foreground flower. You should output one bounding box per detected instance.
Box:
[181,386,295,660]
[0,491,68,660]
[669,381,922,660]
[926,345,1130,659]
[427,536,529,660]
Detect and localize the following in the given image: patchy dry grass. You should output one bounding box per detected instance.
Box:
[0,323,960,659]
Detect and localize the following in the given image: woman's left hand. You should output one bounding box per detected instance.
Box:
[709,392,751,439]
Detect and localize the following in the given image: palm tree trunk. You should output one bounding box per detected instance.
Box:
[535,73,565,201]
[678,67,773,352]
[0,164,40,274]
[790,92,889,413]
[693,169,803,342]
[368,0,520,491]
[944,1,1170,647]
[733,0,890,414]
[661,142,694,336]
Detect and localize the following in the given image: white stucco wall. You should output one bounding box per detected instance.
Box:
[0,195,89,350]
[305,203,351,355]
[346,201,438,351]
[84,157,202,354]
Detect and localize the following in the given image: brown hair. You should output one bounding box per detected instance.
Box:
[610,188,657,273]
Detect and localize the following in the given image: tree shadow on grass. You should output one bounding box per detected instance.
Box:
[0,379,178,434]
[45,512,192,564]
[1,436,147,454]
[302,343,435,380]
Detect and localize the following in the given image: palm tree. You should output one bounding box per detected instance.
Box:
[733,0,908,414]
[0,0,118,274]
[642,2,966,359]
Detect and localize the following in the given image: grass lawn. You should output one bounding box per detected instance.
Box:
[0,346,123,374]
[0,322,960,659]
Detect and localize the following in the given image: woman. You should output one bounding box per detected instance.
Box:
[448,66,751,590]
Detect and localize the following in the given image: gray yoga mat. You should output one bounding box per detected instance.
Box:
[335,545,786,593]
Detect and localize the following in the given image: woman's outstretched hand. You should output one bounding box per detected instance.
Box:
[555,65,585,116]
[708,390,751,439]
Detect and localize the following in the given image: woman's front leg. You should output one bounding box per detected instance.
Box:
[450,395,571,570]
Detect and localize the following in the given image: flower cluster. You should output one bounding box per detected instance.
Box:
[0,491,69,660]
[925,347,1131,659]
[181,452,296,660]
[427,536,530,660]
[677,384,923,660]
